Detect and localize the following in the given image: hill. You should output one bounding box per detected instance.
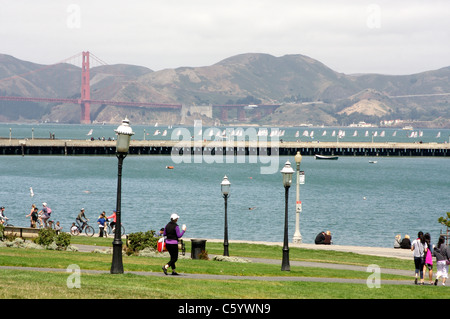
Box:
[0,52,449,127]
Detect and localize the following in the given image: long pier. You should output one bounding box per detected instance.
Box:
[0,138,448,157]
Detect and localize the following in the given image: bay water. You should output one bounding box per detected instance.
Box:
[0,123,449,248]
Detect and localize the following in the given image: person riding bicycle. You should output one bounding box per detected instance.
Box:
[106,210,117,232]
[76,208,89,230]
[0,206,9,225]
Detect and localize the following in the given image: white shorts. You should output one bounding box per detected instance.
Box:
[436,260,449,279]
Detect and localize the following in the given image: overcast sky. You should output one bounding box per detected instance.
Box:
[1,0,449,75]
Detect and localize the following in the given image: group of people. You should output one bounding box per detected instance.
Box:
[24,203,62,233]
[74,208,117,237]
[314,230,332,245]
[411,231,449,286]
[394,234,412,249]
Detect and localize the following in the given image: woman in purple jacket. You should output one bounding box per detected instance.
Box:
[162,213,186,275]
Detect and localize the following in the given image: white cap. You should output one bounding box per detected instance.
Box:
[171,213,180,220]
[42,202,47,207]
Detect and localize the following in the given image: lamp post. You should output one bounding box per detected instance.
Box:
[281,161,294,271]
[111,117,134,274]
[293,151,303,244]
[221,175,231,256]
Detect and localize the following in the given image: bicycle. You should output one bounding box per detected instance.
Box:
[70,221,95,237]
[106,221,125,236]
[1,218,13,227]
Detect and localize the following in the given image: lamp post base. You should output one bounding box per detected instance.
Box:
[293,233,302,244]
[111,240,124,274]
[281,248,290,271]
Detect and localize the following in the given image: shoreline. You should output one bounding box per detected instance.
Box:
[185,238,413,260]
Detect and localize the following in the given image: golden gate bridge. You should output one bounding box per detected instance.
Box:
[0,51,280,124]
[0,51,182,124]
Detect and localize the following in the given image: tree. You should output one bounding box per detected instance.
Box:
[438,212,450,245]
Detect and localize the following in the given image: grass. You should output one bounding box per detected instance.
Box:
[0,236,448,299]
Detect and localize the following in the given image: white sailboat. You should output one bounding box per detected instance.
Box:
[162,130,167,136]
[352,130,358,137]
[295,131,300,138]
[153,130,160,136]
[322,130,327,136]
[86,129,93,136]
[436,132,441,138]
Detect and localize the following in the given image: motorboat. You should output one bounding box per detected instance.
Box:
[315,154,338,160]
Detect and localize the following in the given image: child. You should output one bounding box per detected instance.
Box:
[55,221,62,234]
[70,222,78,235]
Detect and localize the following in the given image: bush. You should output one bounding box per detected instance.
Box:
[35,228,71,250]
[55,232,71,250]
[36,228,56,247]
[127,230,158,252]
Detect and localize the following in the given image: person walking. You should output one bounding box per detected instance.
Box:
[433,235,449,286]
[423,233,434,285]
[26,204,39,228]
[411,231,427,285]
[162,213,186,276]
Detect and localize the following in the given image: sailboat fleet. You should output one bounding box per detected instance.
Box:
[90,124,444,143]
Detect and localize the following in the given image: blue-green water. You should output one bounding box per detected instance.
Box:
[0,123,449,248]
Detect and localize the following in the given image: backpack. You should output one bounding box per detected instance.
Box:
[47,207,52,215]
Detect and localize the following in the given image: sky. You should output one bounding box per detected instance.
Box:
[1,0,450,75]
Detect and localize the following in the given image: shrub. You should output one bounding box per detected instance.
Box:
[36,228,56,247]
[55,232,71,250]
[127,230,158,252]
[35,228,71,249]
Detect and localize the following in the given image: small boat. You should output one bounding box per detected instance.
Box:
[369,161,378,164]
[315,154,338,160]
[166,166,174,169]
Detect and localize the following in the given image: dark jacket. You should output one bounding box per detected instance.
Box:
[165,221,179,241]
[433,244,450,262]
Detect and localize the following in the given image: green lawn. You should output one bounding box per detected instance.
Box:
[0,237,448,299]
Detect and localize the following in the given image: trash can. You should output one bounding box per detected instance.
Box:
[190,239,207,259]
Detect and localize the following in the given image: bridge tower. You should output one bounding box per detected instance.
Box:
[80,51,91,124]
